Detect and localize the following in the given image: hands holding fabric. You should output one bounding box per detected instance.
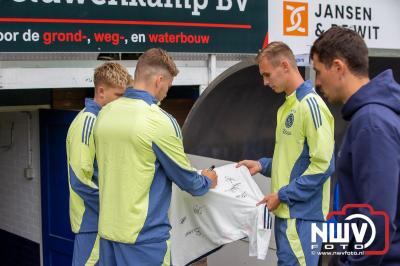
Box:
[236,160,280,211]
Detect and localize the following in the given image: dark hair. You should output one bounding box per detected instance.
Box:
[310,26,369,77]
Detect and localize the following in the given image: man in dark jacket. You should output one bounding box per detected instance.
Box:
[311,26,400,265]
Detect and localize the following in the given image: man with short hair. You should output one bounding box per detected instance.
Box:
[311,26,400,266]
[237,41,335,266]
[66,62,131,266]
[95,48,218,266]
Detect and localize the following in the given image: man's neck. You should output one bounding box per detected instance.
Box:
[342,76,370,103]
[285,72,304,96]
[132,81,157,98]
[93,96,103,107]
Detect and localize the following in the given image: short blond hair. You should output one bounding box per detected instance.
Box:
[256,42,297,68]
[134,48,179,81]
[94,62,131,88]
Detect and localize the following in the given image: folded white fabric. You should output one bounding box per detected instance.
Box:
[170,163,272,266]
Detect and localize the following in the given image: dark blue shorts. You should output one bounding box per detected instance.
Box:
[99,238,170,266]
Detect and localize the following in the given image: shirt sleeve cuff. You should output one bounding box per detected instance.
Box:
[278,186,290,204]
[205,175,212,189]
[258,157,272,176]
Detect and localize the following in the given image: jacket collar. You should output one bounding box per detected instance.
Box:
[84,98,101,115]
[124,88,159,105]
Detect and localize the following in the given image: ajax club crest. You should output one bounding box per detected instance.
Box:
[285,113,294,128]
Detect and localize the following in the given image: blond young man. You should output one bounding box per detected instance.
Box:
[238,42,335,266]
[95,48,218,266]
[66,62,131,266]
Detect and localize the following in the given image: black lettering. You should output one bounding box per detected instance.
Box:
[354,25,366,38]
[373,26,379,39]
[355,6,361,20]
[335,5,344,19]
[315,23,324,36]
[325,4,333,18]
[346,6,353,19]
[315,3,322,17]
[364,7,372,21]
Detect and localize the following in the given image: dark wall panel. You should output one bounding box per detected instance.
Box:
[369,57,400,83]
[0,229,40,266]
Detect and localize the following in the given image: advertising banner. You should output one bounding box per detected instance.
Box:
[269,0,400,55]
[0,0,268,53]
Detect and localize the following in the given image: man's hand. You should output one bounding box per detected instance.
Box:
[236,160,262,176]
[201,169,218,188]
[257,192,280,211]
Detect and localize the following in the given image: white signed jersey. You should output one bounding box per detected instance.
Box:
[170,163,272,266]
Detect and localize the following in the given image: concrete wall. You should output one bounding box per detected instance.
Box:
[0,111,42,244]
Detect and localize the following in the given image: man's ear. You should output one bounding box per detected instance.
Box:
[281,60,290,72]
[332,58,346,75]
[154,74,163,89]
[97,86,105,99]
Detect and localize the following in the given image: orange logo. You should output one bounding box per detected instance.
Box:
[283,1,308,36]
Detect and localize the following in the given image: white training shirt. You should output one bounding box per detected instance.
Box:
[170,163,272,266]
